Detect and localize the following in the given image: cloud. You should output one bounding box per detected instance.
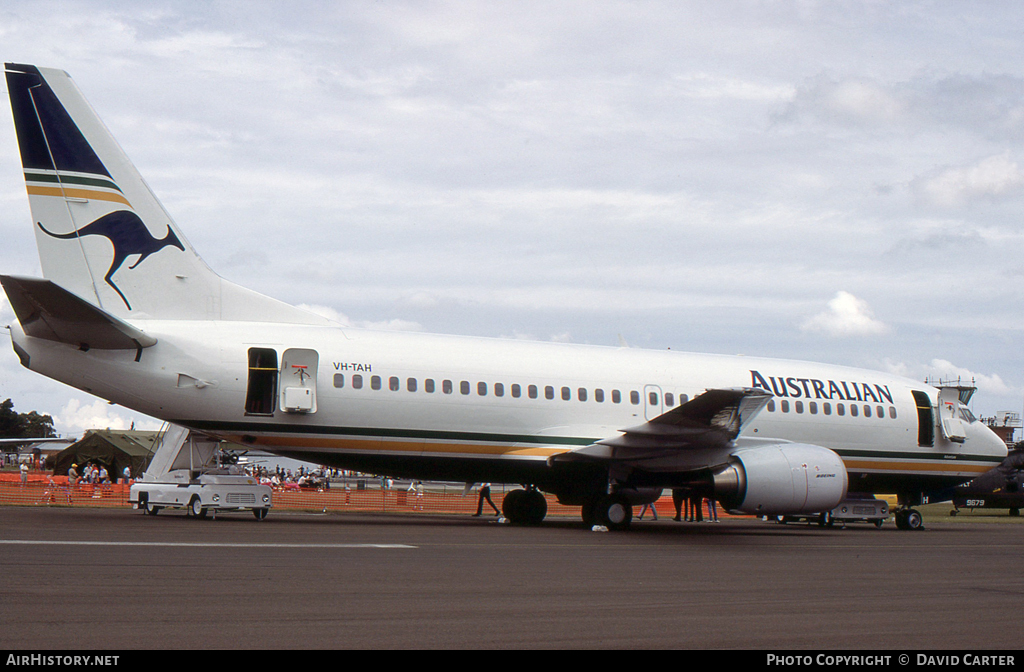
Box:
[883,358,1017,399]
[55,399,162,435]
[800,291,888,337]
[916,153,1024,207]
[297,304,422,332]
[924,359,1016,397]
[782,75,905,126]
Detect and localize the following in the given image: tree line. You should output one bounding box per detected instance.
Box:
[0,398,57,440]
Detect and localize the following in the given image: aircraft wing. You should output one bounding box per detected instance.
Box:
[550,387,772,465]
[1,275,156,351]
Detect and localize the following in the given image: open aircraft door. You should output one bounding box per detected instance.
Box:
[280,348,319,414]
[937,386,966,443]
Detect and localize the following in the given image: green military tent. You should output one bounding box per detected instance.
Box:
[51,430,160,482]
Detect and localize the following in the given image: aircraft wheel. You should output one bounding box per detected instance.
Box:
[581,499,597,527]
[144,502,160,516]
[520,490,547,525]
[253,508,268,521]
[501,489,525,520]
[596,494,632,531]
[896,509,923,530]
[502,489,546,525]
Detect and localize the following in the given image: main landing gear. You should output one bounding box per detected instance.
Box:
[581,493,633,531]
[501,487,548,525]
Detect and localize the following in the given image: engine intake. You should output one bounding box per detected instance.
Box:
[713,443,848,515]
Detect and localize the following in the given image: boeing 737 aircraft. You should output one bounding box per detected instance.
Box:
[0,63,1008,530]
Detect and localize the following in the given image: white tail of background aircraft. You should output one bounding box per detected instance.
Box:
[1,63,1008,530]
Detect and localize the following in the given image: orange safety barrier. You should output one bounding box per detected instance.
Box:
[0,480,130,507]
[0,477,743,520]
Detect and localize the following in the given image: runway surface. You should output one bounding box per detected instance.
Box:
[2,507,1023,649]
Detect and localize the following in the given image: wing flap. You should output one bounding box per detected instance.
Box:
[1,275,156,350]
[550,387,772,466]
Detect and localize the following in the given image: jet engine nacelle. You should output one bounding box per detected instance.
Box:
[712,443,848,515]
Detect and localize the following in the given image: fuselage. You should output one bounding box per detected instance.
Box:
[10,318,1008,501]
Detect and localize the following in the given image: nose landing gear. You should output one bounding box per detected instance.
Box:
[894,507,924,531]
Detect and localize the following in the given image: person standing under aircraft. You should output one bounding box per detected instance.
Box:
[672,489,685,521]
[474,483,500,516]
[638,501,659,520]
[705,497,719,522]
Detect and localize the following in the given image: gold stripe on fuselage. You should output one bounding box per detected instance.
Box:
[230,434,568,459]
[842,457,993,477]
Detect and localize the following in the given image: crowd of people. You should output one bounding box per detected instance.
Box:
[243,464,337,490]
[66,462,132,486]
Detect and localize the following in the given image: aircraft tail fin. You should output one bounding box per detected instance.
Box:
[4,63,326,325]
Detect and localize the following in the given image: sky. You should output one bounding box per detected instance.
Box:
[1,1,1024,436]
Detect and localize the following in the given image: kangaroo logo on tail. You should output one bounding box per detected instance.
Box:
[38,211,185,310]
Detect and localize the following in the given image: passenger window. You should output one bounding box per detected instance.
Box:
[795,401,803,414]
[595,389,604,403]
[442,379,453,394]
[649,392,658,406]
[389,376,399,391]
[371,375,381,390]
[353,374,363,389]
[876,405,884,418]
[889,406,897,419]
[809,402,817,415]
[425,379,435,393]
[511,384,521,398]
[333,374,344,388]
[545,386,555,400]
[561,386,570,401]
[612,390,621,404]
[767,400,775,412]
[528,385,538,399]
[837,403,845,416]
[578,388,587,402]
[679,394,688,403]
[863,405,871,418]
[850,404,859,417]
[460,381,470,395]
[665,393,674,406]
[407,378,417,392]
[495,383,504,397]
[630,391,640,405]
[781,400,789,413]
[823,402,831,415]
[478,382,487,396]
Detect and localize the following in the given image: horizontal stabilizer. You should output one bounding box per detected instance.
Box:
[0,275,156,350]
[551,387,772,465]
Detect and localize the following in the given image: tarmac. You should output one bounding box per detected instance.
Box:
[2,506,1024,649]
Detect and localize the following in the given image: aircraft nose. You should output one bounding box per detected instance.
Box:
[974,422,1009,458]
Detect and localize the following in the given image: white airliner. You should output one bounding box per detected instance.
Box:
[0,63,1007,530]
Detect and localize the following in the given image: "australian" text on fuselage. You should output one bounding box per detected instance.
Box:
[750,370,893,404]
